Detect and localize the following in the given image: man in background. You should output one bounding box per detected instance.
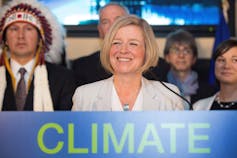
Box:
[71,3,129,86]
[72,2,170,86]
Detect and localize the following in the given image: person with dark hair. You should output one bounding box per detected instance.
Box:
[164,29,215,110]
[193,39,237,110]
[0,0,76,111]
[72,15,184,111]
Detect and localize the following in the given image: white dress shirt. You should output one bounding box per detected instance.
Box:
[111,83,143,111]
[11,58,35,88]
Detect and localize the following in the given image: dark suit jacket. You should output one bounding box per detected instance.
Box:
[71,51,111,86]
[72,51,169,86]
[143,57,170,82]
[189,80,216,104]
[2,62,77,111]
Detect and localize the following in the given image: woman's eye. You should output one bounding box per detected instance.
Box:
[217,58,225,63]
[232,58,237,63]
[130,42,138,46]
[112,41,121,45]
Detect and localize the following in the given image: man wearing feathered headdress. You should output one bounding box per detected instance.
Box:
[0,0,76,111]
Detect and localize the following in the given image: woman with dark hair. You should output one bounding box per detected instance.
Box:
[193,39,237,110]
[164,29,216,110]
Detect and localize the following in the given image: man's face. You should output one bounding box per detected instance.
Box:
[98,5,128,39]
[5,22,39,64]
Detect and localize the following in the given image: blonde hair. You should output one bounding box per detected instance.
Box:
[100,15,159,74]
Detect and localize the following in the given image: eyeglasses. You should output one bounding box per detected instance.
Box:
[169,47,193,55]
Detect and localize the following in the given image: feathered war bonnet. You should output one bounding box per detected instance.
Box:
[0,0,65,111]
[0,0,65,65]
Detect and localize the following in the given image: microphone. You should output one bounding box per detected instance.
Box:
[123,104,129,111]
[146,67,193,110]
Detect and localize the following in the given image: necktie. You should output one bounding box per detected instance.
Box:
[15,68,27,111]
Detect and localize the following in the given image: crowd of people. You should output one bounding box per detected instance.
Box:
[0,0,236,111]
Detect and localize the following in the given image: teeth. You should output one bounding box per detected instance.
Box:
[117,57,131,62]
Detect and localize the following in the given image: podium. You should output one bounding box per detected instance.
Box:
[0,111,237,157]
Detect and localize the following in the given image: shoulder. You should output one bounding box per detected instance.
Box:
[74,77,111,95]
[193,94,216,110]
[72,78,112,110]
[45,62,76,86]
[79,78,108,89]
[144,78,179,93]
[72,51,100,67]
[46,62,74,76]
[142,78,184,110]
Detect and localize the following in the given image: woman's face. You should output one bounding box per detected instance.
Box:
[165,43,196,73]
[109,25,145,76]
[215,47,237,84]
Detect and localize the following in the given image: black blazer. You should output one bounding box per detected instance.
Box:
[2,62,77,111]
[190,80,216,104]
[72,51,111,86]
[72,51,169,86]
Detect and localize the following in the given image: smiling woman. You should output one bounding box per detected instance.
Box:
[193,39,237,110]
[72,15,185,111]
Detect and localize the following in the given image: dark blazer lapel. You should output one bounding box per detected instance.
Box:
[46,62,77,110]
[3,70,34,111]
[2,70,16,110]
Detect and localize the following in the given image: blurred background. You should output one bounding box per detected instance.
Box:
[0,0,236,60]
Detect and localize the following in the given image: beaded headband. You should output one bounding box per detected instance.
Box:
[3,11,44,40]
[0,0,65,65]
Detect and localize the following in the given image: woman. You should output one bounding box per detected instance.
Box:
[164,29,216,110]
[72,15,184,111]
[193,39,237,110]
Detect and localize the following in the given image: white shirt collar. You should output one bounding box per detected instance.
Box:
[111,80,143,111]
[10,58,36,85]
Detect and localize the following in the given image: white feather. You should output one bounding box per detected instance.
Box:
[34,65,53,111]
[0,66,6,111]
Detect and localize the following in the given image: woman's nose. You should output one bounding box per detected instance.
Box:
[120,43,129,54]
